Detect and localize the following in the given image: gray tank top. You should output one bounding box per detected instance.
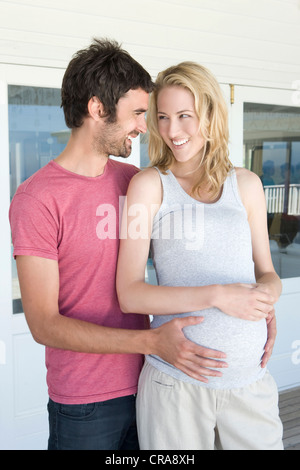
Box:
[147,168,267,389]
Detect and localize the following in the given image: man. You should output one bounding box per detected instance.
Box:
[9,39,228,450]
[10,39,277,450]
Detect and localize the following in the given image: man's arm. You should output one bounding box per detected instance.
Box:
[16,255,144,354]
[261,312,277,368]
[17,255,227,383]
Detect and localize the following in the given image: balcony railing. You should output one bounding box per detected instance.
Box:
[264,184,300,215]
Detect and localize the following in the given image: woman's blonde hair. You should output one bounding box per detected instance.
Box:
[147,61,233,199]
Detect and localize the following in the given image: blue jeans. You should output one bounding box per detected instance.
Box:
[47,395,139,450]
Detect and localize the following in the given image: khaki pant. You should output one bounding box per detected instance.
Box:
[136,362,283,450]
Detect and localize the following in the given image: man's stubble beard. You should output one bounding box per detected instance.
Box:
[93,121,133,159]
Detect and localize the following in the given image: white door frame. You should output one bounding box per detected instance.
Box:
[0,64,65,450]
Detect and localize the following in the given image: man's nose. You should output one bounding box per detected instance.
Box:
[137,114,147,134]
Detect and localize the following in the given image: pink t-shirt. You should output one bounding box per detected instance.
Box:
[9,159,147,404]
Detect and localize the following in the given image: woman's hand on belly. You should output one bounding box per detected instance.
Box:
[214,283,275,321]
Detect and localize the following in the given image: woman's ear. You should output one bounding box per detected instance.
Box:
[87,96,106,121]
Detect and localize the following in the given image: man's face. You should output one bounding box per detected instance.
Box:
[94,88,149,158]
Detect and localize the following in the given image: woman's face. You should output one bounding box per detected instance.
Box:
[157,86,205,165]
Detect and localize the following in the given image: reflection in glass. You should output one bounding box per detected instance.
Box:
[9,86,69,313]
[140,131,150,169]
[244,103,300,279]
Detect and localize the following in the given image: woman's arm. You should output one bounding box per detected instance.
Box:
[236,167,282,302]
[235,168,282,368]
[117,168,275,320]
[117,168,218,314]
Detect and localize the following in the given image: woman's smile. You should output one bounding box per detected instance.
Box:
[157,86,205,165]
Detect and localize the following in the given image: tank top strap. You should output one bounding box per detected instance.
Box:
[153,166,187,206]
[225,168,246,210]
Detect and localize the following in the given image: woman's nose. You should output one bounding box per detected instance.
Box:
[167,118,181,139]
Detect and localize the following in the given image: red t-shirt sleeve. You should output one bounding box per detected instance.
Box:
[9,192,59,260]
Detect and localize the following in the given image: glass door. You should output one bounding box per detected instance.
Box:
[231,85,300,391]
[243,102,300,280]
[9,85,70,314]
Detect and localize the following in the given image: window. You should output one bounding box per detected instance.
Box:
[140,131,150,169]
[9,85,69,313]
[244,103,300,279]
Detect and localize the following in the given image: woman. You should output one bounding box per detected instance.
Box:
[116,62,283,450]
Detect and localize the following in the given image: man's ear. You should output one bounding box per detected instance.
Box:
[87,96,106,122]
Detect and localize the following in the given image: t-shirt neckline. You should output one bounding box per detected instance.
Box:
[49,158,111,181]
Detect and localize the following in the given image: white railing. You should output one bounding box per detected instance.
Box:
[264,184,300,215]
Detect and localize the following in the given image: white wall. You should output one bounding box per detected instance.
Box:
[0,0,300,88]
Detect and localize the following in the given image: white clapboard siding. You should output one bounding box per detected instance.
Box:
[0,0,300,87]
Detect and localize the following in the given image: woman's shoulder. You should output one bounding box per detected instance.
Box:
[234,167,262,189]
[235,166,258,179]
[127,166,163,204]
[132,166,161,181]
[234,167,265,211]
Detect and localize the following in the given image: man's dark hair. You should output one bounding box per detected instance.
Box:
[61,38,154,128]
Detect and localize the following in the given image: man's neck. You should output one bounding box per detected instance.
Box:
[55,131,109,178]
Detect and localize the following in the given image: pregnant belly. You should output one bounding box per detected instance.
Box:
[182,308,268,372]
[150,308,268,389]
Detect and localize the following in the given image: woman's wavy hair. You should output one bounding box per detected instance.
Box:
[147,61,232,199]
